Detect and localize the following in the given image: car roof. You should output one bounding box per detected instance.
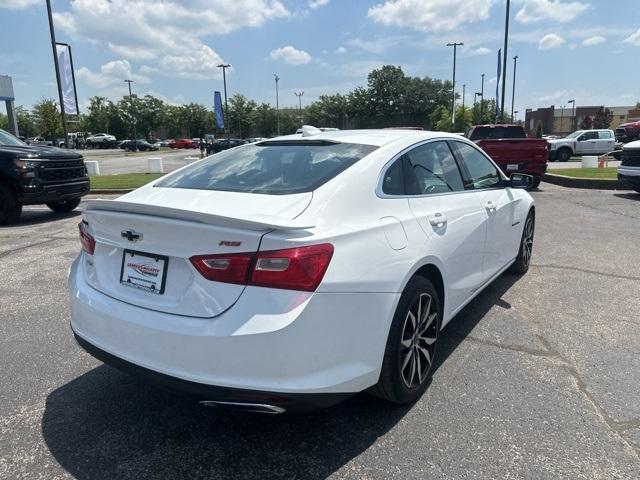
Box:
[273,129,462,147]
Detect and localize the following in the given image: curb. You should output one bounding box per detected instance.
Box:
[89,189,133,194]
[542,173,622,190]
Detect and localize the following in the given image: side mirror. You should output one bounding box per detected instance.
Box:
[509,173,534,189]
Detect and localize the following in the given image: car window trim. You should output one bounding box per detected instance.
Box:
[377,137,473,199]
[447,139,508,191]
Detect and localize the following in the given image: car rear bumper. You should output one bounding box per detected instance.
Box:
[68,255,398,403]
[18,179,90,204]
[499,163,547,177]
[618,169,640,190]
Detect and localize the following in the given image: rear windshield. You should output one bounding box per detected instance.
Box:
[469,126,527,140]
[155,141,378,195]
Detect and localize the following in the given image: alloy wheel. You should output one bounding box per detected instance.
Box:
[400,293,438,389]
[522,216,534,268]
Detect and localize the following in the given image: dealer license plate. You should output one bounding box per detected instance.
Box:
[507,164,519,171]
[120,249,168,294]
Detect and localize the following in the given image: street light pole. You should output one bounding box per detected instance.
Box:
[567,99,576,131]
[500,0,511,121]
[294,91,304,126]
[480,73,485,117]
[560,105,565,135]
[274,74,280,136]
[124,79,137,151]
[45,0,69,148]
[217,63,231,139]
[446,42,464,125]
[511,55,518,121]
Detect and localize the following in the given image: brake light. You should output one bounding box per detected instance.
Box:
[78,221,95,254]
[190,252,253,285]
[189,244,333,292]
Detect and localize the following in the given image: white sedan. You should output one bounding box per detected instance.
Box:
[69,127,535,413]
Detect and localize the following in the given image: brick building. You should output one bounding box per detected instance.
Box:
[525,105,639,136]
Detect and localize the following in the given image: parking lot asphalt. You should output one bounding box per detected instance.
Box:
[83,148,201,175]
[0,184,639,479]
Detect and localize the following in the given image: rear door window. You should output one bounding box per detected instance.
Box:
[156,141,377,195]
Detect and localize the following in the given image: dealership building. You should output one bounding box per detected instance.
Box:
[524,105,640,136]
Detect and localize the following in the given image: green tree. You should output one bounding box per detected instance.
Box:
[430,105,452,131]
[32,98,63,140]
[0,112,7,130]
[227,94,257,138]
[453,106,472,132]
[85,96,113,134]
[15,106,37,138]
[251,103,278,137]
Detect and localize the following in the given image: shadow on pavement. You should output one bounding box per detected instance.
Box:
[0,209,81,228]
[42,273,522,480]
[613,192,640,201]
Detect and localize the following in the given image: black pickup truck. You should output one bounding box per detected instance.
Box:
[0,128,90,224]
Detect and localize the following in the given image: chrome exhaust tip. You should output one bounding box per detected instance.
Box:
[199,400,286,414]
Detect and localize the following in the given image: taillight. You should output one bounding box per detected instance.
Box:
[78,221,95,254]
[190,253,253,285]
[189,243,334,292]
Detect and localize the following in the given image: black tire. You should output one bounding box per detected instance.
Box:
[0,181,22,224]
[508,210,535,274]
[46,198,81,213]
[370,276,442,404]
[557,148,571,162]
[530,177,541,190]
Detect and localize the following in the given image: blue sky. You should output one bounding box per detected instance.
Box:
[1,0,639,118]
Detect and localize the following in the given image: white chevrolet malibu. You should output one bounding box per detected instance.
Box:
[69,127,535,413]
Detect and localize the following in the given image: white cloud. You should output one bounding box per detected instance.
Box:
[308,0,329,8]
[538,33,565,49]
[515,0,589,24]
[467,47,492,56]
[335,46,347,54]
[582,35,606,46]
[53,0,289,80]
[76,60,151,89]
[0,0,38,8]
[345,37,404,54]
[368,0,494,32]
[269,46,312,65]
[623,29,640,46]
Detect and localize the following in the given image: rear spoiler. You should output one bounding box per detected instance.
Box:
[85,199,315,231]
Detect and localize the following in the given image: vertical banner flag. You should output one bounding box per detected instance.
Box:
[495,49,502,120]
[55,43,79,115]
[214,91,224,129]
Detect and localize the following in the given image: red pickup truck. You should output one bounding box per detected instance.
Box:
[466,125,548,188]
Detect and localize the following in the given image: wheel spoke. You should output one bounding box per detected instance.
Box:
[419,312,437,335]
[401,337,412,348]
[419,333,437,346]
[407,311,416,333]
[408,353,417,387]
[402,348,413,371]
[417,345,432,367]
[415,347,422,383]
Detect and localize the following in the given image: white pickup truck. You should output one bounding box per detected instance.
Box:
[548,129,616,161]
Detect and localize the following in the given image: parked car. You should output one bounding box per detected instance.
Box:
[617,140,640,193]
[26,136,53,147]
[615,120,640,144]
[0,128,89,224]
[69,128,535,412]
[156,139,173,147]
[466,124,548,189]
[206,138,247,155]
[169,138,197,149]
[120,139,160,152]
[86,133,117,149]
[547,129,616,161]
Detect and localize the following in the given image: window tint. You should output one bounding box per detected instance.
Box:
[404,141,464,194]
[598,131,612,139]
[155,141,377,195]
[452,141,503,190]
[579,131,598,141]
[382,158,405,195]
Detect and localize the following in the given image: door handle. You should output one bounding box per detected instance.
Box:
[485,201,497,212]
[428,213,447,227]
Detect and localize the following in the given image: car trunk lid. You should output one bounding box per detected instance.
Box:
[81,189,313,318]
